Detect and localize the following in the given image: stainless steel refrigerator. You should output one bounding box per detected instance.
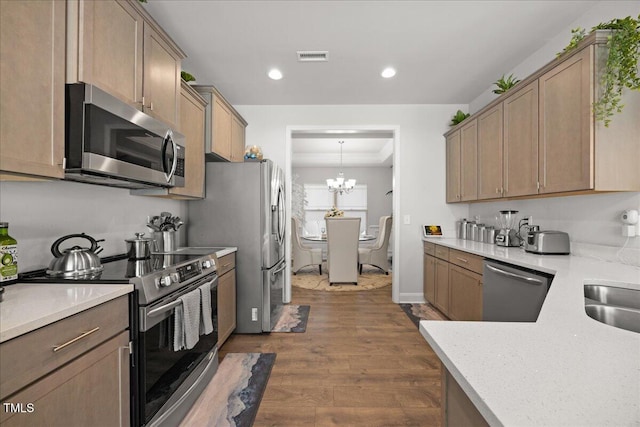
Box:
[187,160,286,333]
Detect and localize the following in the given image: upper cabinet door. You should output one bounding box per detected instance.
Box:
[75,0,144,108]
[477,105,503,200]
[0,0,65,179]
[143,23,181,128]
[503,80,539,197]
[445,131,461,203]
[212,96,232,160]
[459,120,478,202]
[539,47,594,194]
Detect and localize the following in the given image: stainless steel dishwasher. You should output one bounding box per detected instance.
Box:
[483,260,553,322]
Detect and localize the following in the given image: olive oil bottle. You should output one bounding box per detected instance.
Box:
[0,222,18,283]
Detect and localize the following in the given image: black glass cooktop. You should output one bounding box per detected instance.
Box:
[21,253,205,283]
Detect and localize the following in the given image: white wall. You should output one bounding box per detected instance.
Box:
[0,181,186,271]
[235,104,469,302]
[467,0,640,255]
[469,1,640,113]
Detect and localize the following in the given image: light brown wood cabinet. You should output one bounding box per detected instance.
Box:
[423,243,484,321]
[448,265,483,321]
[445,131,461,203]
[423,253,436,304]
[477,104,503,200]
[446,119,477,202]
[503,80,539,197]
[444,30,640,203]
[67,0,184,128]
[216,252,237,347]
[195,86,248,162]
[434,258,450,315]
[0,0,65,180]
[0,296,130,426]
[441,364,489,427]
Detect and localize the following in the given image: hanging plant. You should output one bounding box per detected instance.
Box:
[559,15,640,127]
[449,110,470,126]
[492,74,521,94]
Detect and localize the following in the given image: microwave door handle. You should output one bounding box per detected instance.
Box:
[163,130,178,183]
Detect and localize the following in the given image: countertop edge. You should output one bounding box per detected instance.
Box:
[215,247,237,258]
[0,284,133,343]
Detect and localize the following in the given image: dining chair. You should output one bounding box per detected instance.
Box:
[326,217,361,285]
[291,217,322,275]
[358,216,392,274]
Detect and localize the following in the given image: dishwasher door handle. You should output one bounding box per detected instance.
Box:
[485,264,543,285]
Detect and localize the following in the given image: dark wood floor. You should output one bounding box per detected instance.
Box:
[219,285,443,426]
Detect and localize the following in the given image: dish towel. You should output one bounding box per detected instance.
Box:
[199,280,214,335]
[173,288,201,351]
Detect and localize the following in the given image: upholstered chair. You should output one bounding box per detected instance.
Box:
[291,217,322,275]
[326,217,361,285]
[358,216,392,274]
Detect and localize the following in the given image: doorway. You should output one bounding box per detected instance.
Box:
[284,125,400,303]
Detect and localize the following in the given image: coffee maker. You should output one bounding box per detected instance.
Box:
[495,210,520,247]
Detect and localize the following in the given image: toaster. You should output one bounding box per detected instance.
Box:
[525,230,570,255]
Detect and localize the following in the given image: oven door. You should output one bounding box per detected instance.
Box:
[137,275,218,426]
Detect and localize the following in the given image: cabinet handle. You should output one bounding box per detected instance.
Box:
[222,263,231,268]
[495,188,500,194]
[52,327,100,352]
[456,257,468,263]
[148,101,154,111]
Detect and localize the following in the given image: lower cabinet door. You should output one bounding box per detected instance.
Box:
[449,265,483,321]
[0,332,130,427]
[434,258,450,315]
[217,269,237,347]
[424,254,436,304]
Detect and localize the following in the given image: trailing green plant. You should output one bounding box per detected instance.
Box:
[181,71,196,82]
[557,27,587,57]
[492,73,521,94]
[138,0,147,3]
[450,110,470,126]
[559,15,640,126]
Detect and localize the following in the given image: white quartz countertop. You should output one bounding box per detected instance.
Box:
[215,247,237,258]
[420,238,640,426]
[0,283,133,343]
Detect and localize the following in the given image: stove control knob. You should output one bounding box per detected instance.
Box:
[158,275,172,287]
[171,272,180,283]
[202,260,212,269]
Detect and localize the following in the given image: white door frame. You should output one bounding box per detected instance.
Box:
[284,125,400,303]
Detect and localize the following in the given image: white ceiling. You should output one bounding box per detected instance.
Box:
[143,0,597,166]
[143,0,597,106]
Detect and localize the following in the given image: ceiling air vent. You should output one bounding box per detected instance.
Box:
[297,51,329,62]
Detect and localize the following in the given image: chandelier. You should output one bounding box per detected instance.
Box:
[326,140,356,195]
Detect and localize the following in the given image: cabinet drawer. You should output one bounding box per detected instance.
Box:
[0,296,128,399]
[217,252,236,276]
[435,245,449,260]
[423,242,436,256]
[449,249,484,274]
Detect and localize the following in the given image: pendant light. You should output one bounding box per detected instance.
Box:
[326,141,356,195]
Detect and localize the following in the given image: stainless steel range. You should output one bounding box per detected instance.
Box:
[24,252,219,427]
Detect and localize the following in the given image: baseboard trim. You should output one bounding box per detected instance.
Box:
[398,293,426,304]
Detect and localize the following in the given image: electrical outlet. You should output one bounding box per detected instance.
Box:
[251,308,258,321]
[403,215,411,225]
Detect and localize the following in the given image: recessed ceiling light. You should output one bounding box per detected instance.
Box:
[268,69,283,80]
[381,67,396,78]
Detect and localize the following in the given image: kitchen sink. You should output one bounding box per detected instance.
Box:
[584,304,640,334]
[584,284,640,311]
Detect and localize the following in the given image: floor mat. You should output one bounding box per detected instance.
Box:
[399,303,448,327]
[292,264,392,291]
[271,304,310,332]
[179,352,276,427]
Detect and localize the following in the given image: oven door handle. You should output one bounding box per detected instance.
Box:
[147,299,182,317]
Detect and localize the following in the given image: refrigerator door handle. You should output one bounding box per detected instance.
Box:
[272,259,287,276]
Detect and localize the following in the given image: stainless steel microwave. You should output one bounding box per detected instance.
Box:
[65,83,185,189]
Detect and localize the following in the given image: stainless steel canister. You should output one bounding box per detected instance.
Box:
[484,226,496,244]
[162,230,176,252]
[466,222,478,241]
[456,219,468,239]
[477,225,486,242]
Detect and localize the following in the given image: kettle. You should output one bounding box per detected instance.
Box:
[46,233,104,277]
